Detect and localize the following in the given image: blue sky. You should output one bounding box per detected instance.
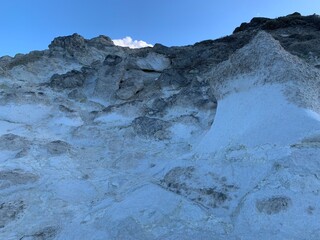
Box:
[1,0,319,56]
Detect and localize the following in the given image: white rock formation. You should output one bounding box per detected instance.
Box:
[1,15,320,239]
[197,32,320,152]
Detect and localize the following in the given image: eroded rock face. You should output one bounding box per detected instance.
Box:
[1,12,320,240]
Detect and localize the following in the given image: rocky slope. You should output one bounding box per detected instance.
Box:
[0,13,320,239]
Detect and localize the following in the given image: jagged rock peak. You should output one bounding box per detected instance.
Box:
[48,33,114,51]
[210,31,320,111]
[49,33,86,50]
[88,35,115,49]
[234,12,320,33]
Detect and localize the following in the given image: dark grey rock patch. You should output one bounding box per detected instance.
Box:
[103,55,122,66]
[0,169,38,189]
[160,167,236,208]
[15,148,29,158]
[158,69,190,87]
[0,200,25,228]
[256,196,292,214]
[132,117,170,140]
[115,77,144,100]
[291,134,320,148]
[0,134,29,151]
[68,89,87,101]
[306,206,315,215]
[7,51,45,69]
[20,226,59,240]
[59,105,75,113]
[46,140,71,155]
[88,35,114,50]
[233,12,320,33]
[49,33,86,54]
[147,98,169,116]
[49,70,86,89]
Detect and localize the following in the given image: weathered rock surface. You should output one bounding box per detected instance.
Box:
[0,170,38,190]
[49,69,86,89]
[0,13,320,240]
[0,200,25,229]
[45,140,72,155]
[0,134,29,151]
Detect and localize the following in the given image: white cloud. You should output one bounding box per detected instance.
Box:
[112,36,153,49]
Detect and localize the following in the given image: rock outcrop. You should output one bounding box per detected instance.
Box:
[1,13,320,240]
[196,31,320,151]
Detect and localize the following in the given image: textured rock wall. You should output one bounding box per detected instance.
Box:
[0,13,320,240]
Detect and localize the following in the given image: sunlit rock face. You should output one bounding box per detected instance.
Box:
[1,13,320,240]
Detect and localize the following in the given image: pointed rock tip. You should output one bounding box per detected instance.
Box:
[241,31,284,57]
[49,33,86,50]
[88,35,114,46]
[210,31,287,87]
[210,31,320,108]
